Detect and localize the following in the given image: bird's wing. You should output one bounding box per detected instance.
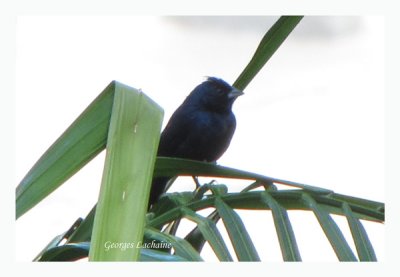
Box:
[158,108,195,156]
[157,107,209,159]
[158,107,235,162]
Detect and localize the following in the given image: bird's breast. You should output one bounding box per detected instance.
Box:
[188,111,236,161]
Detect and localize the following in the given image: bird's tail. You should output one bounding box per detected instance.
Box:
[148,176,170,209]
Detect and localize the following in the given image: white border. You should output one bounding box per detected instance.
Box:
[2,0,398,275]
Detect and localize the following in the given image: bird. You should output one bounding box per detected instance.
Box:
[149,77,243,207]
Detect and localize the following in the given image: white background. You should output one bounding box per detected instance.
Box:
[15,16,384,261]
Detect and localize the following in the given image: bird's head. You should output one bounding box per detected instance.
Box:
[187,77,243,113]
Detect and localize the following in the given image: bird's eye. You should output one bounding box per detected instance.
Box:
[215,87,225,95]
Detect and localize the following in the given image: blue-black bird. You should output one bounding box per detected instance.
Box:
[149,77,243,207]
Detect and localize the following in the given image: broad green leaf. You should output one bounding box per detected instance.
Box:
[89,84,163,261]
[302,193,357,261]
[343,203,377,261]
[260,191,301,261]
[16,81,116,219]
[214,197,260,261]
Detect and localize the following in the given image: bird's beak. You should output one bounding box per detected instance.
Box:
[228,87,244,99]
